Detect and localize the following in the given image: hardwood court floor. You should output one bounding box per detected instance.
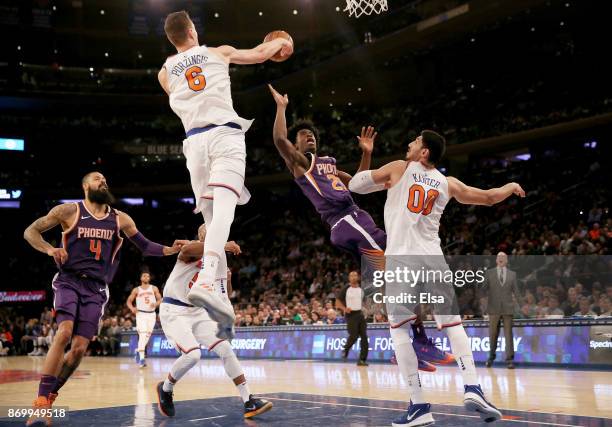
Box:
[0,356,610,426]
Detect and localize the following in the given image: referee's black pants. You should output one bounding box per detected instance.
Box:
[344,310,368,361]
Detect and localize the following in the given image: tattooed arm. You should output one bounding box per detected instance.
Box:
[23,203,77,264]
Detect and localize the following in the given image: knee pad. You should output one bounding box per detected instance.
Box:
[213,341,243,379]
[184,348,202,364]
[212,340,233,359]
[445,325,471,356]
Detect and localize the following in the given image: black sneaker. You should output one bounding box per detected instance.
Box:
[156,381,175,417]
[357,360,369,366]
[244,395,273,418]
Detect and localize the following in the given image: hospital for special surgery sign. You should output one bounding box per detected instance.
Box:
[0,290,46,303]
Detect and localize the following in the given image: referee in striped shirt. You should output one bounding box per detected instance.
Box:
[336,271,369,366]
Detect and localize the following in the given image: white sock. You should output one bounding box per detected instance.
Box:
[139,350,145,360]
[390,326,425,404]
[199,254,220,286]
[445,325,478,386]
[200,187,238,285]
[237,381,251,403]
[162,375,175,392]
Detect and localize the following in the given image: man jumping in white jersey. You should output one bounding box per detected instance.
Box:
[349,130,525,426]
[156,224,273,419]
[158,11,293,334]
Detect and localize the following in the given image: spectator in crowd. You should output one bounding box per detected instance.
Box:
[21,319,41,354]
[40,307,53,326]
[0,325,14,356]
[325,309,344,325]
[562,287,580,317]
[28,322,54,356]
[102,318,121,356]
[311,312,323,325]
[598,296,612,317]
[573,297,597,318]
[121,319,133,332]
[520,292,538,319]
[542,295,564,318]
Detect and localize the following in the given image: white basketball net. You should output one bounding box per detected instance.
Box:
[344,0,388,18]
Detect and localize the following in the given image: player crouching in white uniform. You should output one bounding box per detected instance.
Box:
[349,130,525,426]
[156,224,272,419]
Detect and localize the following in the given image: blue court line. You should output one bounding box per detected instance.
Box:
[0,392,608,426]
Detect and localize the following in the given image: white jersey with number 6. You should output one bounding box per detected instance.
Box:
[384,161,450,256]
[163,45,249,132]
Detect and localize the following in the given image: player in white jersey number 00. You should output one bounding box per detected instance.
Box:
[349,130,525,427]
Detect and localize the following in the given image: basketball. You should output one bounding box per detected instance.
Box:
[263,30,294,62]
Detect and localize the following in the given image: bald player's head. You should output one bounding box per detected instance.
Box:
[82,172,115,205]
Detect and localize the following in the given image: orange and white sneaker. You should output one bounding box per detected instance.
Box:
[25,395,53,426]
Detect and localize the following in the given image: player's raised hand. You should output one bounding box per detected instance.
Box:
[268,84,289,108]
[47,247,68,265]
[357,126,377,154]
[511,183,526,197]
[224,241,242,255]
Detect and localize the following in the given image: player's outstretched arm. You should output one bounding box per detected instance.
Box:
[349,160,406,194]
[117,210,188,256]
[447,176,525,206]
[157,67,170,95]
[268,84,308,174]
[338,126,378,186]
[23,203,76,264]
[213,39,292,65]
[179,240,241,261]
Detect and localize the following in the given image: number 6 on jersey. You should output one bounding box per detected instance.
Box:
[185,66,206,91]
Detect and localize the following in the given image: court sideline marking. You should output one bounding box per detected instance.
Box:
[263,396,585,427]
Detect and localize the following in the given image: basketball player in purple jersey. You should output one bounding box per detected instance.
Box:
[268,85,453,370]
[23,172,188,426]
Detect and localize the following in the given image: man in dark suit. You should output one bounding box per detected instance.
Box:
[484,252,520,369]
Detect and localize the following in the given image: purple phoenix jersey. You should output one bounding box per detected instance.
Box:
[295,153,358,225]
[60,201,123,284]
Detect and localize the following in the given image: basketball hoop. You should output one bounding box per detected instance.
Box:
[344,0,388,18]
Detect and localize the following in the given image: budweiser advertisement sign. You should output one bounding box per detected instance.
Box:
[0,290,46,303]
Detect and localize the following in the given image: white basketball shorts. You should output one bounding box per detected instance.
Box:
[159,303,224,354]
[183,125,251,214]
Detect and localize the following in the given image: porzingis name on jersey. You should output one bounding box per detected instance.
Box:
[170,54,208,77]
[413,173,441,189]
[77,227,115,240]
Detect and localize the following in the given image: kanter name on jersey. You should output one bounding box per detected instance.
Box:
[412,173,441,189]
